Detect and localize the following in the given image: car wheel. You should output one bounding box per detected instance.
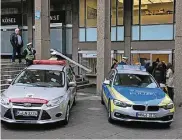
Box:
[101,90,104,105]
[63,104,70,125]
[108,100,114,123]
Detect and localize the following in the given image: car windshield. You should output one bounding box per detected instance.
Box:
[13,69,64,87]
[113,73,158,88]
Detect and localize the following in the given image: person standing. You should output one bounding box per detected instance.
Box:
[22,42,36,66]
[166,63,174,101]
[111,59,118,69]
[119,57,128,65]
[10,28,23,63]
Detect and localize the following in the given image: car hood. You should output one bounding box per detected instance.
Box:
[113,85,166,105]
[3,85,65,101]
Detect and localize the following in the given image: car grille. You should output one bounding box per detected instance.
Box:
[13,109,40,120]
[12,102,43,107]
[41,110,51,120]
[147,106,159,111]
[4,109,12,119]
[133,105,146,111]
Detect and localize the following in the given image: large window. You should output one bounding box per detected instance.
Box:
[79,0,124,42]
[132,0,175,40]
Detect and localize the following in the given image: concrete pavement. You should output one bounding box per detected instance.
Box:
[1,89,182,139]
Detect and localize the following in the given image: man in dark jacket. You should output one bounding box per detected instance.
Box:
[111,59,118,69]
[10,28,23,63]
[119,57,128,65]
[22,42,36,66]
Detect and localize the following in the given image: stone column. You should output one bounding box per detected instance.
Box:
[34,0,50,60]
[72,0,79,74]
[124,0,133,63]
[174,0,182,107]
[97,0,111,94]
[27,0,33,43]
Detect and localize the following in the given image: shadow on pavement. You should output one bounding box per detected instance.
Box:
[1,121,66,131]
[111,120,171,130]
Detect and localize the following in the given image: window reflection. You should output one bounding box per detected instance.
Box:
[86,0,97,27]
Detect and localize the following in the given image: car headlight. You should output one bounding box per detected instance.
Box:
[113,99,131,108]
[1,95,10,106]
[46,97,64,107]
[163,103,174,110]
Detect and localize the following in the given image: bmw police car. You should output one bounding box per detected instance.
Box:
[101,65,175,127]
[1,60,77,125]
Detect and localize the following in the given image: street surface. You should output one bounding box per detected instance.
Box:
[1,88,182,139]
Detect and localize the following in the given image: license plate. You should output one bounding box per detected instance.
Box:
[136,112,156,118]
[16,111,38,117]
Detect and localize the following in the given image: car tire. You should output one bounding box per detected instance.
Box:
[63,104,70,125]
[101,90,104,105]
[73,95,76,106]
[108,100,114,123]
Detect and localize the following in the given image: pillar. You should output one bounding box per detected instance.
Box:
[174,0,182,107]
[72,0,79,74]
[34,0,50,60]
[27,0,33,43]
[97,0,111,94]
[124,0,133,63]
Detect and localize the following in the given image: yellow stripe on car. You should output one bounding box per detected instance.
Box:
[159,94,172,106]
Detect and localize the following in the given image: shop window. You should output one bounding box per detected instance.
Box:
[111,0,116,26]
[79,28,86,42]
[141,0,174,25]
[132,25,139,40]
[111,27,117,41]
[133,0,139,25]
[86,28,97,41]
[117,0,123,25]
[79,0,85,27]
[152,54,169,64]
[86,0,97,27]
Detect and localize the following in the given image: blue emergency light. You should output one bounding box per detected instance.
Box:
[116,65,146,71]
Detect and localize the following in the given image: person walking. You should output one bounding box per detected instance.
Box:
[166,63,174,101]
[10,28,24,63]
[152,62,166,84]
[22,42,36,66]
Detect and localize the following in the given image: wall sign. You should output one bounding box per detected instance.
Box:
[1,14,22,25]
[50,11,65,23]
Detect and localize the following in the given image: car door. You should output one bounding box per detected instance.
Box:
[102,70,115,108]
[66,68,75,107]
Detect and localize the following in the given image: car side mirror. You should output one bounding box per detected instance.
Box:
[6,79,13,84]
[103,80,110,85]
[68,82,76,87]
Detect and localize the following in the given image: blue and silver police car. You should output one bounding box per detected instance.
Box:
[101,65,175,127]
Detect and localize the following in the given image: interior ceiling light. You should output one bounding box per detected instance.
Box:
[118,0,123,3]
[133,0,173,5]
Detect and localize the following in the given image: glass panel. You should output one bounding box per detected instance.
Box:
[141,24,173,40]
[133,0,139,25]
[152,54,169,64]
[50,28,62,52]
[111,0,116,26]
[66,28,72,55]
[111,27,116,41]
[79,0,85,27]
[86,0,97,27]
[132,53,150,66]
[141,0,174,25]
[174,24,176,39]
[22,30,28,49]
[86,28,97,41]
[117,26,124,41]
[79,28,86,42]
[132,25,139,40]
[117,0,123,25]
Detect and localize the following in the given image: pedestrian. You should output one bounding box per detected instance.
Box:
[119,57,128,65]
[22,42,36,66]
[152,62,166,84]
[111,59,118,69]
[166,63,174,101]
[152,58,160,72]
[10,28,23,63]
